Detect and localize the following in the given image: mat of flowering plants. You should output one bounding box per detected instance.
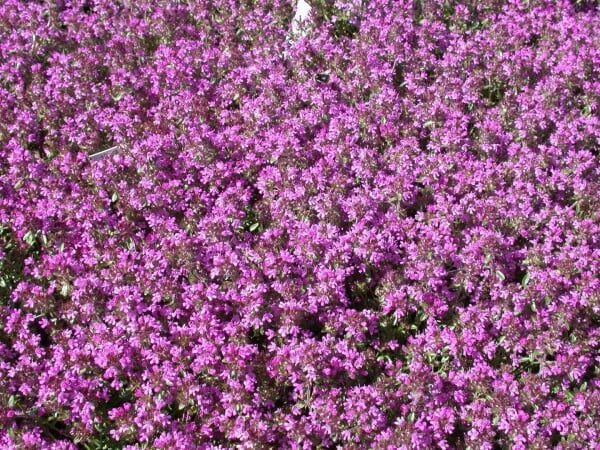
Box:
[1,0,599,448]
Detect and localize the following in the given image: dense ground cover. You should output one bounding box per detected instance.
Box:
[1,0,599,448]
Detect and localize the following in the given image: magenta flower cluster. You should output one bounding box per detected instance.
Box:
[1,0,599,448]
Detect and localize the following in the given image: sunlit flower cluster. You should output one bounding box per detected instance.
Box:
[1,0,599,448]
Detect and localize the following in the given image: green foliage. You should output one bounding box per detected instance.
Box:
[333,17,359,40]
[481,77,506,106]
[311,0,361,40]
[377,308,429,362]
[0,225,27,305]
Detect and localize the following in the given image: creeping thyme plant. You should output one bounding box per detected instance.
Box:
[1,0,599,448]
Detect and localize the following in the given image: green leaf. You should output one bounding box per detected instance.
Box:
[521,271,530,287]
[377,354,392,364]
[23,230,36,246]
[495,270,505,281]
[60,283,70,297]
[249,222,260,232]
[111,192,119,203]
